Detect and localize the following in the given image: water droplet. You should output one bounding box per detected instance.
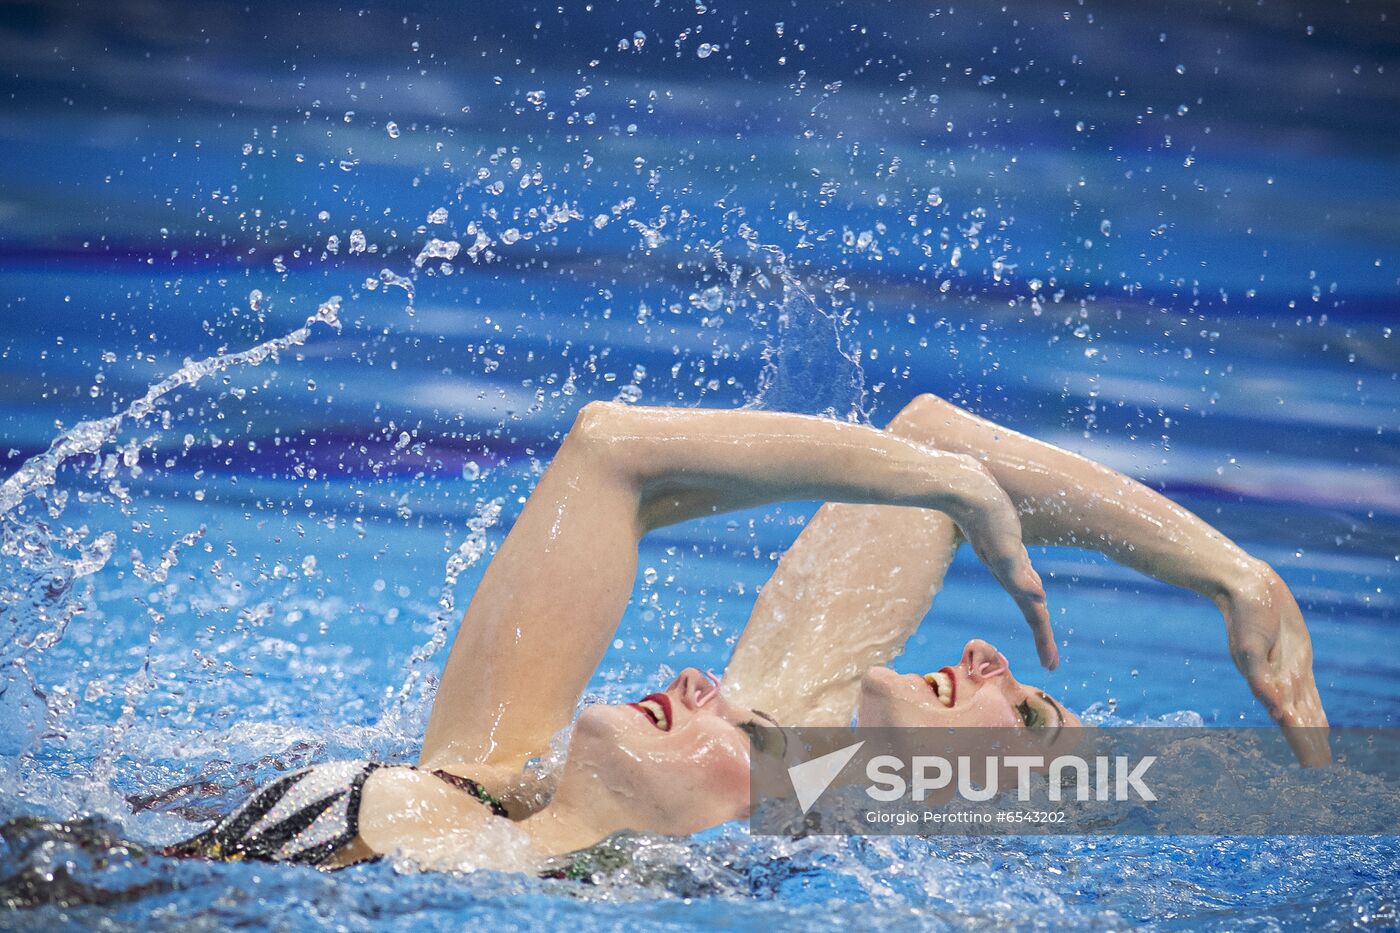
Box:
[386,121,400,139]
[689,286,725,311]
[1099,219,1112,236]
[697,42,715,59]
[1175,64,1185,75]
[413,238,461,267]
[632,30,646,50]
[643,567,659,585]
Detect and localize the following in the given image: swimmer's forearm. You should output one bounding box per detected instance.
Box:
[609,406,1009,524]
[891,394,1253,598]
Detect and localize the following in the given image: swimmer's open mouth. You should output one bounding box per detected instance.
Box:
[629,692,673,731]
[923,667,956,708]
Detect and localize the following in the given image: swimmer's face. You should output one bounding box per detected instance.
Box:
[561,668,785,835]
[857,638,1082,732]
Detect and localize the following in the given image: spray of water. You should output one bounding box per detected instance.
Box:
[707,222,869,421]
[377,498,503,737]
[0,297,342,750]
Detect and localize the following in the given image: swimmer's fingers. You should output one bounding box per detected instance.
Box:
[1224,564,1330,766]
[1240,658,1331,766]
[940,455,1058,670]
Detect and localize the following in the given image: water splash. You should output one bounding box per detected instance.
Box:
[377,498,503,737]
[0,297,342,749]
[748,274,868,421]
[706,224,868,421]
[0,296,341,520]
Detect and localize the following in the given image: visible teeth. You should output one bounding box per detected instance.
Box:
[923,671,954,707]
[639,699,669,730]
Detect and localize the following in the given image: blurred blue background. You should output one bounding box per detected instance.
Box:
[0,0,1397,928]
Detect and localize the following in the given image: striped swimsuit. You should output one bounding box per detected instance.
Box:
[160,761,508,869]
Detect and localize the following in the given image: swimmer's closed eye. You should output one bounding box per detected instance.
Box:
[738,709,788,757]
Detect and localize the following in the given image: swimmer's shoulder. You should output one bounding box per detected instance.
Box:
[354,765,499,860]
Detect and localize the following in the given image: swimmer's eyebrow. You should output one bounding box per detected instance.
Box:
[1040,692,1066,740]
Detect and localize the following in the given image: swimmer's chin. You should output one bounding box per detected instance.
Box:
[860,665,933,696]
[857,666,940,725]
[572,703,641,740]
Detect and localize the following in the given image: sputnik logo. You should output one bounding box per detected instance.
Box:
[787,741,864,814]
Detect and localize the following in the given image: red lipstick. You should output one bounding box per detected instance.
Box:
[627,692,674,731]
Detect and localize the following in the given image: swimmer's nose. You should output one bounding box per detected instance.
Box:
[673,667,720,709]
[962,639,1010,682]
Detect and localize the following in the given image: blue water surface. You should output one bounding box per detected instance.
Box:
[1,0,1397,929]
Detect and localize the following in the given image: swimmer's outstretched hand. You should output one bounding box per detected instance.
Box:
[939,455,1058,670]
[1219,562,1330,766]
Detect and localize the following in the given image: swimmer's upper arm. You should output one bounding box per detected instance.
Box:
[419,403,644,774]
[724,502,960,724]
[354,767,494,862]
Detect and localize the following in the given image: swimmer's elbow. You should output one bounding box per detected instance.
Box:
[556,401,637,473]
[560,401,629,456]
[571,400,627,443]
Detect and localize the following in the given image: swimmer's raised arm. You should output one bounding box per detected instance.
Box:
[725,392,1328,766]
[899,394,1328,765]
[418,402,1049,783]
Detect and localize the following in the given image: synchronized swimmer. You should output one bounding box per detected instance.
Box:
[154,394,1326,873]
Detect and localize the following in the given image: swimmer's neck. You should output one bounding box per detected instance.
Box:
[520,767,644,858]
[519,799,614,858]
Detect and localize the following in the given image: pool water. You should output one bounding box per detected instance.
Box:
[1,1,1397,929]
